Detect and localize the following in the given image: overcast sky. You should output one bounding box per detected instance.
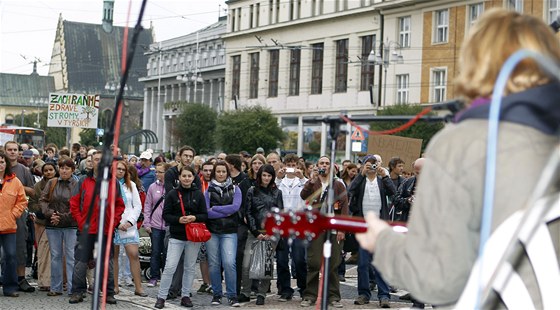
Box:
[0,0,226,76]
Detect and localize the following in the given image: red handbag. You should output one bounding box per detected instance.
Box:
[178,192,211,242]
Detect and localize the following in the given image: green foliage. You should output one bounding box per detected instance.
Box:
[13,110,66,148]
[79,128,101,147]
[174,103,218,154]
[216,106,285,154]
[370,104,445,150]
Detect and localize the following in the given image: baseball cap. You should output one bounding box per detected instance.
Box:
[22,150,34,159]
[256,147,265,154]
[140,151,152,160]
[240,150,251,157]
[30,148,40,156]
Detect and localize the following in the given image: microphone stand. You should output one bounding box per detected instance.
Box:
[90,1,148,308]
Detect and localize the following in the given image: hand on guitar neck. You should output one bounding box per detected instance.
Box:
[263,208,407,243]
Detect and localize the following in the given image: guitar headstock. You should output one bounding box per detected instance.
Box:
[263,208,370,241]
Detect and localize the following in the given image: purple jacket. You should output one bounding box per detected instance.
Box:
[143,179,166,230]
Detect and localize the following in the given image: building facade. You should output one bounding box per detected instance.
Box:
[222,0,558,159]
[140,17,227,153]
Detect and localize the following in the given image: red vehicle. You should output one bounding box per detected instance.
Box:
[0,126,45,149]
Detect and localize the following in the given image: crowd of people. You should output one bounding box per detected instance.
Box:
[0,8,556,310]
[0,138,423,309]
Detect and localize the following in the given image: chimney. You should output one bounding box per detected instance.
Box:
[102,0,115,33]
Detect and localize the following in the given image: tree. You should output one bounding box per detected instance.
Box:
[216,106,285,154]
[14,110,66,148]
[369,104,445,150]
[173,102,218,154]
[79,128,101,147]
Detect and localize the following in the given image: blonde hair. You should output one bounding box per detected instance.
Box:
[456,8,560,101]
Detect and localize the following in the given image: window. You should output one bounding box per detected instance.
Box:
[506,0,523,12]
[249,5,254,28]
[396,74,409,104]
[360,35,375,91]
[230,9,236,32]
[249,52,260,99]
[289,49,301,96]
[268,50,279,97]
[468,3,484,26]
[398,16,411,48]
[335,39,348,93]
[434,9,449,43]
[549,0,560,23]
[432,69,446,102]
[231,55,241,99]
[311,43,324,94]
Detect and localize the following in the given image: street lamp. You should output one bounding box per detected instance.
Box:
[29,97,47,128]
[176,70,203,103]
[368,39,404,106]
[21,110,26,127]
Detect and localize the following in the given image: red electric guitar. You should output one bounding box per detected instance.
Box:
[263,208,408,241]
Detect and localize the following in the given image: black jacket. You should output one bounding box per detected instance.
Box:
[205,182,241,234]
[164,165,202,195]
[391,176,417,222]
[348,174,396,219]
[231,172,251,225]
[163,184,208,241]
[246,185,283,237]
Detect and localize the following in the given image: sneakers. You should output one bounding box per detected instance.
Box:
[256,295,265,305]
[154,297,165,309]
[18,279,35,292]
[238,294,250,302]
[197,283,209,294]
[330,300,344,308]
[69,293,84,304]
[211,295,222,305]
[181,296,194,307]
[379,298,391,308]
[147,279,158,287]
[278,293,293,302]
[354,295,370,305]
[106,294,118,305]
[228,297,240,307]
[300,299,315,307]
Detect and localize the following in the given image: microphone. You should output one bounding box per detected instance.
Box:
[430,99,465,113]
[550,15,560,33]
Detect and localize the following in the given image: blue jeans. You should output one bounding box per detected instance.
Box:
[46,228,77,294]
[276,237,307,296]
[206,233,237,299]
[0,233,18,295]
[150,228,166,280]
[157,238,201,299]
[358,246,390,300]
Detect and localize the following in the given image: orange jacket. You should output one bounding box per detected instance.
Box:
[0,174,27,234]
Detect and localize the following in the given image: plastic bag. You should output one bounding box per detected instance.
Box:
[249,240,274,280]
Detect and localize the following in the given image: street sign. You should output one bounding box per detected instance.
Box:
[96,128,104,136]
[351,127,365,141]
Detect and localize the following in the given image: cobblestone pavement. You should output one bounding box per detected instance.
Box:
[0,265,431,309]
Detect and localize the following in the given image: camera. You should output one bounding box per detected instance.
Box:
[318,168,326,174]
[286,167,295,173]
[371,163,378,170]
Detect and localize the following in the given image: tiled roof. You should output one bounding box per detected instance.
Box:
[62,20,153,97]
[0,72,54,107]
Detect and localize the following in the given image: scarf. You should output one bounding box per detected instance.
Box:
[118,177,128,205]
[210,177,233,196]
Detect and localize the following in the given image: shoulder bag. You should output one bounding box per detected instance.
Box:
[178,191,211,242]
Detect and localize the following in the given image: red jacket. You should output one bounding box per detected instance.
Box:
[70,175,125,235]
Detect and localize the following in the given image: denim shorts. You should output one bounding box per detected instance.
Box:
[113,229,140,245]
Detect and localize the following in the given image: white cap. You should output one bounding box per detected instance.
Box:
[140,151,152,160]
[31,148,40,156]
